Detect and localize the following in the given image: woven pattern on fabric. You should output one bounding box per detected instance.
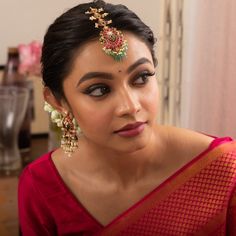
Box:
[118,151,236,236]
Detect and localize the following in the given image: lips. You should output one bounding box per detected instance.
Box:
[114,121,146,137]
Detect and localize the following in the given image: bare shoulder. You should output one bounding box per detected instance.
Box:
[166,126,214,147]
[163,126,214,162]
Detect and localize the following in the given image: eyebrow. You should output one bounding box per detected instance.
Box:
[77,72,112,87]
[76,57,152,87]
[126,57,152,74]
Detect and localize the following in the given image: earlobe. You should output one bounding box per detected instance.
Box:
[43,87,66,113]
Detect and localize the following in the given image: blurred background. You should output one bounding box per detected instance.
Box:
[0,0,235,235]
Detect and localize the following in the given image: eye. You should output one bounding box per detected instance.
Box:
[83,84,110,97]
[132,71,155,86]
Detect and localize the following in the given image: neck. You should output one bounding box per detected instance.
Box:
[76,127,165,187]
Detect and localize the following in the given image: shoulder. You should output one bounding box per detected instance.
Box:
[19,151,54,192]
[20,151,53,175]
[158,126,235,165]
[163,126,214,156]
[166,126,214,143]
[18,150,63,211]
[164,125,236,170]
[165,126,235,154]
[18,152,53,205]
[18,152,57,234]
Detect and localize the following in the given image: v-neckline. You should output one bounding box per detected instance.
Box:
[48,137,232,228]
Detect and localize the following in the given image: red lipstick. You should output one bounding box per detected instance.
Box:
[114,122,146,137]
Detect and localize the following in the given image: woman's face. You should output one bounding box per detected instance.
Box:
[63,33,159,153]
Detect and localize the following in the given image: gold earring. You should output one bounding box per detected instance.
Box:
[61,112,79,157]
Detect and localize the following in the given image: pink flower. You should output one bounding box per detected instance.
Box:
[18,41,42,76]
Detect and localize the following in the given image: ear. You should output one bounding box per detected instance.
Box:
[43,87,67,113]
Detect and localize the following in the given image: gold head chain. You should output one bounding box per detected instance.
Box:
[85,7,128,61]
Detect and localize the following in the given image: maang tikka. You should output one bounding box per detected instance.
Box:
[85,7,128,61]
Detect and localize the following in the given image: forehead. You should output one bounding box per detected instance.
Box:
[70,33,153,75]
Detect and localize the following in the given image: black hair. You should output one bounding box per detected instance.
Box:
[41,0,157,100]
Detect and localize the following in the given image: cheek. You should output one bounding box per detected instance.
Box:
[62,86,107,132]
[72,102,112,132]
[143,82,159,113]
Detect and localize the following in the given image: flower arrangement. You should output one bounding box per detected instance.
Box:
[44,102,80,132]
[44,102,63,127]
[44,102,80,150]
[18,41,42,76]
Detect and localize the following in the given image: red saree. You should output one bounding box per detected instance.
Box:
[99,138,236,235]
[18,137,236,235]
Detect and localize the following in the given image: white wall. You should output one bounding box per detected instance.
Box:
[0,0,162,65]
[181,0,236,138]
[0,0,163,134]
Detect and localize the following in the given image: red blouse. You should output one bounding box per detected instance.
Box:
[18,137,236,235]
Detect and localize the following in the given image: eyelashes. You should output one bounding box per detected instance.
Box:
[132,71,155,86]
[82,70,156,98]
[83,84,110,97]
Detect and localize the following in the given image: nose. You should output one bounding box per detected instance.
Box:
[115,88,141,117]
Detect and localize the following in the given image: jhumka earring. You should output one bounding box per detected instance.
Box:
[61,112,79,157]
[85,7,128,61]
[44,102,79,157]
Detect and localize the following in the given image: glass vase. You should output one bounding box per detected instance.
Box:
[0,86,29,176]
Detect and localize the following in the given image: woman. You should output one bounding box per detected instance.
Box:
[18,0,236,235]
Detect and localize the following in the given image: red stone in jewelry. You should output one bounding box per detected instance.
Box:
[100,27,128,60]
[85,7,128,61]
[101,27,124,51]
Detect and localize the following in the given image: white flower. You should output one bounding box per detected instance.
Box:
[51,110,61,120]
[44,102,62,126]
[43,102,54,113]
[43,101,80,132]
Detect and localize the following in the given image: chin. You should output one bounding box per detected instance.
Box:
[115,138,149,155]
[115,128,153,154]
[126,144,147,155]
